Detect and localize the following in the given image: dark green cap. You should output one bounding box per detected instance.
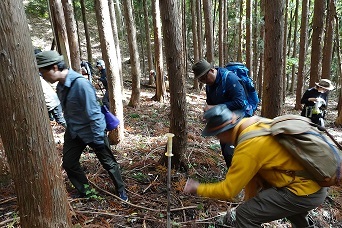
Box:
[35,50,64,68]
[192,58,213,79]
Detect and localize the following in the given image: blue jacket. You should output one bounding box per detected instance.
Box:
[57,69,106,144]
[99,69,108,90]
[206,67,247,114]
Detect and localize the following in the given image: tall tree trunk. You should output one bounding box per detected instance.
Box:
[203,0,214,62]
[108,0,123,91]
[262,0,284,118]
[218,0,224,66]
[114,0,124,39]
[223,0,228,63]
[257,0,265,99]
[321,0,335,80]
[182,0,187,76]
[159,0,187,169]
[0,0,72,226]
[252,0,259,81]
[143,0,154,85]
[194,0,203,90]
[246,0,252,75]
[310,0,326,87]
[290,0,299,94]
[94,0,124,144]
[191,0,200,90]
[295,0,309,110]
[61,0,80,71]
[151,0,166,102]
[282,0,288,100]
[80,0,92,62]
[122,0,141,107]
[72,0,82,57]
[237,0,243,62]
[48,0,70,66]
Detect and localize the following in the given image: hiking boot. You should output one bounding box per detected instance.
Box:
[118,190,128,202]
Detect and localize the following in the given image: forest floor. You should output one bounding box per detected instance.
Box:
[1,79,342,227]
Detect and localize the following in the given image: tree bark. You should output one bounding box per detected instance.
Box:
[94,0,124,144]
[290,0,299,94]
[143,0,154,85]
[122,0,141,107]
[61,0,80,71]
[0,0,72,226]
[151,0,166,102]
[108,0,123,91]
[48,0,70,66]
[262,0,284,118]
[203,0,214,62]
[310,0,326,87]
[321,0,335,80]
[246,0,252,75]
[295,0,309,110]
[80,0,92,62]
[218,0,224,66]
[159,0,188,169]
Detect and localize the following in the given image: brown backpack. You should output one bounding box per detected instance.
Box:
[238,115,342,187]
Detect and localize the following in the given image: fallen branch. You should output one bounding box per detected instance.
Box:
[0,197,16,205]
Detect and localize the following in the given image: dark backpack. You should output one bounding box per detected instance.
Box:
[226,62,259,116]
[81,61,95,76]
[238,115,342,187]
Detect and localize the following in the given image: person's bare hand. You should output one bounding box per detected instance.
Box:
[183,178,199,195]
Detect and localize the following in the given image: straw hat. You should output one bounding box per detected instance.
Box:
[315,79,334,90]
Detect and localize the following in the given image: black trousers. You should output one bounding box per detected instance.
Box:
[62,129,125,195]
[220,143,234,168]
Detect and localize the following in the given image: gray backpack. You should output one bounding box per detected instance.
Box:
[238,115,342,187]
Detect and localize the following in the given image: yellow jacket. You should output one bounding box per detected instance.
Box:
[197,118,321,200]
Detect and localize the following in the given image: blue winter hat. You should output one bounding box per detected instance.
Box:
[96,60,105,69]
[202,104,244,137]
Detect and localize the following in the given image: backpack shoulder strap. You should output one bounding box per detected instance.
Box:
[237,128,271,145]
[236,117,272,144]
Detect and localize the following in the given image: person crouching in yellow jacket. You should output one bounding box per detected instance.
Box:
[183,104,327,227]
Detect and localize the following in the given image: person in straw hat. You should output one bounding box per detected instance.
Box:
[301,79,334,126]
[183,104,327,227]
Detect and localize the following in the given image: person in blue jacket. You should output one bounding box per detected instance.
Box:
[192,58,248,168]
[35,51,128,201]
[95,60,109,108]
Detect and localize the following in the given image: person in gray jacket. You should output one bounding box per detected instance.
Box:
[35,51,128,201]
[40,76,66,128]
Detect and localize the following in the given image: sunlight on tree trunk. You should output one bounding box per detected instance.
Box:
[94,0,124,144]
[152,0,166,102]
[48,0,70,66]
